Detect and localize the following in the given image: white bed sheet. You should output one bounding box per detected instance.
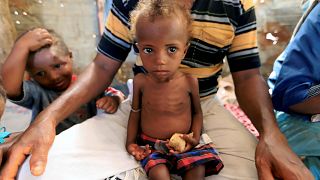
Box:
[17,99,140,180]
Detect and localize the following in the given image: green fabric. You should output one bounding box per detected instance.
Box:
[304,157,320,180]
[276,111,320,179]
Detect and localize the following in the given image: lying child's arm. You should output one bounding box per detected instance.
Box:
[1,28,52,99]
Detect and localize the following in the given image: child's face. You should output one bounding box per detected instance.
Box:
[28,48,73,92]
[136,16,189,82]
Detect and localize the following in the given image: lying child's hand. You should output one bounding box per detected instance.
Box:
[127,143,151,161]
[16,28,53,52]
[96,96,120,114]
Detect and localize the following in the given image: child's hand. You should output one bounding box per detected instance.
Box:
[96,96,120,114]
[169,133,198,154]
[127,144,151,161]
[16,28,53,52]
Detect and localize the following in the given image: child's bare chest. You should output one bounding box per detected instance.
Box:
[142,82,191,113]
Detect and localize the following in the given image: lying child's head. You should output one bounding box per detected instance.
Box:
[26,29,73,92]
[130,0,193,81]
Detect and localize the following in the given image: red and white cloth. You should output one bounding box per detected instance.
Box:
[224,103,260,138]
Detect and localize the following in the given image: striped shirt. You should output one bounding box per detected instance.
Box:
[97,0,261,98]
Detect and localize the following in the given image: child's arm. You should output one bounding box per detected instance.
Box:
[189,76,203,143]
[126,74,150,160]
[96,87,125,114]
[1,28,52,99]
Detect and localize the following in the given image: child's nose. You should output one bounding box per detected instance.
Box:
[49,71,60,81]
[155,52,166,65]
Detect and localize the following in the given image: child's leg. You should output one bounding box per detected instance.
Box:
[148,164,170,180]
[182,165,205,180]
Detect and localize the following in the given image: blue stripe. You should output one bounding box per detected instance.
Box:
[103,30,131,49]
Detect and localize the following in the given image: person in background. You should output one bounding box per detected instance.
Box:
[1,28,125,134]
[0,0,313,179]
[268,0,320,178]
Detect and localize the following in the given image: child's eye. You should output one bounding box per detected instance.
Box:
[54,64,61,69]
[143,48,152,54]
[35,71,46,77]
[168,47,177,53]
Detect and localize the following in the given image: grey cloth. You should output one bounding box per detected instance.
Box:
[10,80,99,134]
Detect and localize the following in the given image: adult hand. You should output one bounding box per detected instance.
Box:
[255,130,314,180]
[0,116,56,179]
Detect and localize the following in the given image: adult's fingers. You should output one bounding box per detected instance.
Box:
[0,145,31,179]
[256,160,274,180]
[258,170,274,180]
[29,142,51,176]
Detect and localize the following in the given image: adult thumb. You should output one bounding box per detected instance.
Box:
[29,144,50,176]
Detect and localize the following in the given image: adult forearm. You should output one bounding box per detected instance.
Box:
[233,69,278,135]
